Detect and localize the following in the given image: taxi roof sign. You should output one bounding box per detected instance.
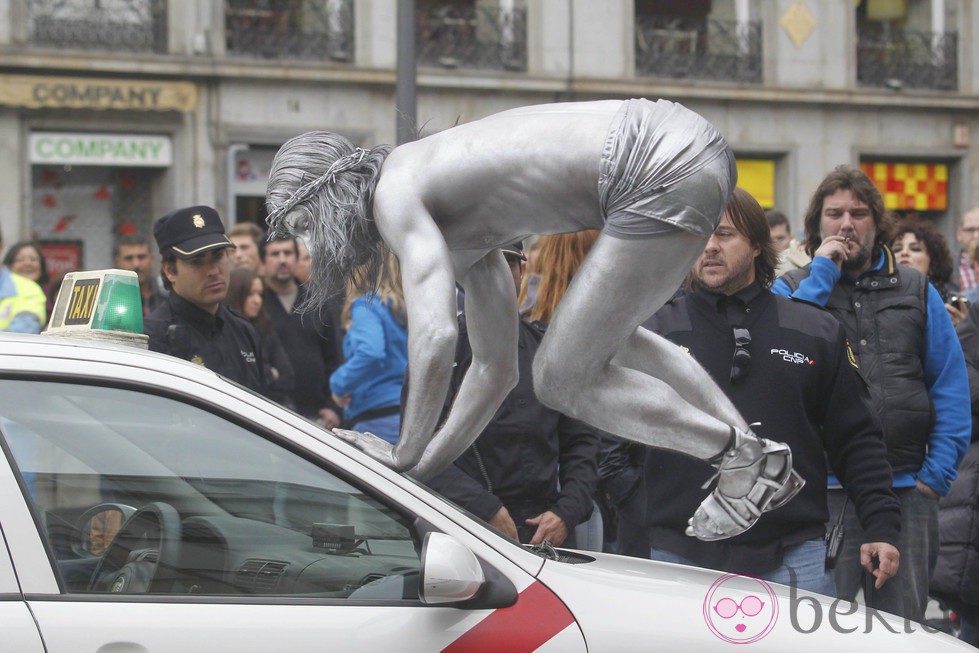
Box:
[45,269,148,348]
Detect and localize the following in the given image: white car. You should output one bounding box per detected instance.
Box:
[0,329,970,651]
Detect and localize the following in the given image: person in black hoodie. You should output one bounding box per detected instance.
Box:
[260,234,342,426]
[931,300,979,646]
[638,187,901,594]
[426,242,600,547]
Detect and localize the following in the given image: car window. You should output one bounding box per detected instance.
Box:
[0,379,421,600]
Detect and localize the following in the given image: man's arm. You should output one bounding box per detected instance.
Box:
[408,251,519,480]
[427,461,505,520]
[771,256,841,304]
[374,212,460,471]
[6,313,42,334]
[546,416,601,537]
[918,284,972,496]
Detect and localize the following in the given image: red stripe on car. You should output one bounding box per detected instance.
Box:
[441,580,576,652]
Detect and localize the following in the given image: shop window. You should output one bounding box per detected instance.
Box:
[29,0,168,53]
[417,0,527,72]
[634,0,761,83]
[856,0,957,90]
[32,166,157,274]
[226,0,354,62]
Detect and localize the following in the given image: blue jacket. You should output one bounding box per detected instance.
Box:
[329,294,408,422]
[773,249,970,495]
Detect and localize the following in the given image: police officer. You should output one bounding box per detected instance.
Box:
[636,188,902,594]
[145,205,269,395]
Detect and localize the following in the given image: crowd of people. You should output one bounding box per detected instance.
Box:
[2,158,978,645]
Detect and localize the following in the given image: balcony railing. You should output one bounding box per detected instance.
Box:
[29,0,167,53]
[226,0,354,62]
[635,16,761,84]
[418,3,527,72]
[857,25,957,91]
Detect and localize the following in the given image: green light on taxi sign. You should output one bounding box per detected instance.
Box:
[45,269,148,348]
[92,273,143,333]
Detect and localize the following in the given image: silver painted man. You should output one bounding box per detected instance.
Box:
[265,98,803,540]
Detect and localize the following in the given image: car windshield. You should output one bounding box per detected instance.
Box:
[0,378,422,599]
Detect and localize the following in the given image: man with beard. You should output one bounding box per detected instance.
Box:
[774,165,970,620]
[636,187,901,594]
[261,234,342,427]
[113,232,166,316]
[145,206,268,395]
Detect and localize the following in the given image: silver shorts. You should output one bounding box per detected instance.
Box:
[598,98,737,238]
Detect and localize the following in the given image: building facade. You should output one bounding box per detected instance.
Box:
[0,0,975,272]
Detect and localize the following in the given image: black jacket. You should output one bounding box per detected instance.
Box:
[781,251,933,471]
[640,283,900,574]
[931,302,979,619]
[145,291,268,396]
[426,318,600,541]
[263,284,342,418]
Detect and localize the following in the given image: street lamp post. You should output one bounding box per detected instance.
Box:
[396,0,417,145]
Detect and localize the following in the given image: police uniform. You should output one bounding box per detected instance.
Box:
[639,282,900,576]
[145,205,269,396]
[145,292,267,395]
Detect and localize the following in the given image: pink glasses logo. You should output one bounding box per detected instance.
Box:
[703,573,779,644]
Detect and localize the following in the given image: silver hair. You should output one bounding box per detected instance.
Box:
[265,131,392,311]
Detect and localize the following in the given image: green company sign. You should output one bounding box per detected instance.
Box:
[29,132,172,167]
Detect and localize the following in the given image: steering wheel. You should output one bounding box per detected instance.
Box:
[89,502,182,594]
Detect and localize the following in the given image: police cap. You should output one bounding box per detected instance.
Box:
[153,205,234,259]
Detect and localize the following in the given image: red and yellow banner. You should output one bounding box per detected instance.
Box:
[860,161,948,211]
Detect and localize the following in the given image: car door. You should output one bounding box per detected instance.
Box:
[0,516,45,652]
[0,366,585,653]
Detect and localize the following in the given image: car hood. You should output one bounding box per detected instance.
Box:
[537,551,970,651]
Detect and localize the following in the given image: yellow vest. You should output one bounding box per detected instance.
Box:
[0,269,47,333]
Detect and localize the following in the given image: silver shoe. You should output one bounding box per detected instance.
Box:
[686,427,805,542]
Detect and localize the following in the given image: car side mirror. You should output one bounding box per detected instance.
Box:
[75,503,137,556]
[419,532,485,604]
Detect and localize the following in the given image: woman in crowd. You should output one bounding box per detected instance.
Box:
[516,230,609,552]
[519,231,600,323]
[329,250,408,444]
[891,218,969,326]
[3,241,55,316]
[891,218,954,300]
[224,267,295,408]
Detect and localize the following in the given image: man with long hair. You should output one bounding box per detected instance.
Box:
[265,98,803,541]
[774,165,969,620]
[639,187,900,593]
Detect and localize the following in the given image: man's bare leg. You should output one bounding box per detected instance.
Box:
[533,231,733,456]
[533,231,802,540]
[612,326,747,433]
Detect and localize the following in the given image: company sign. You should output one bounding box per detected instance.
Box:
[0,74,197,112]
[29,132,172,167]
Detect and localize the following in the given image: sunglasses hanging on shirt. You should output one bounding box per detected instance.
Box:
[730,327,751,382]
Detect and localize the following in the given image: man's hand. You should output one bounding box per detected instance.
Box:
[916,478,939,499]
[489,506,519,541]
[332,428,397,468]
[331,393,351,409]
[860,542,900,589]
[319,407,341,429]
[813,235,852,269]
[526,511,569,546]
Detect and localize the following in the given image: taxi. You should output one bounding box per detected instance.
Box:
[0,271,970,651]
